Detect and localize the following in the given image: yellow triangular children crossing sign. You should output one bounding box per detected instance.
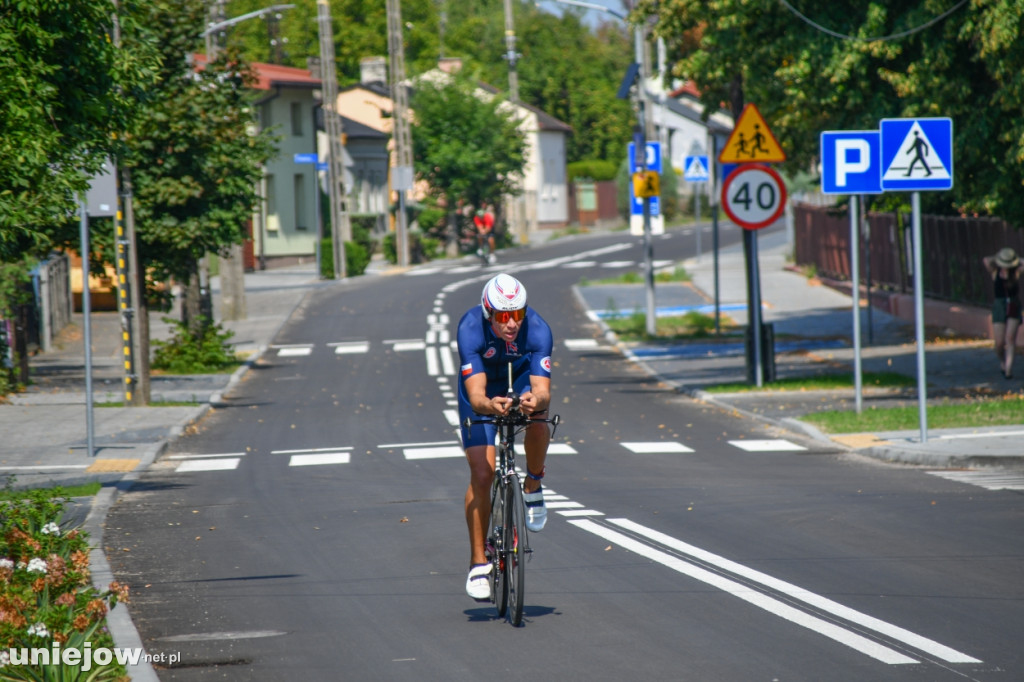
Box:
[719,103,786,164]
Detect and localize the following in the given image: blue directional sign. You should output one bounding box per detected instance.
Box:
[628,141,662,174]
[820,131,882,195]
[628,142,662,218]
[880,118,953,191]
[683,155,709,182]
[293,153,318,164]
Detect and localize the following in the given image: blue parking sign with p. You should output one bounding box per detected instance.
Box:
[820,131,881,195]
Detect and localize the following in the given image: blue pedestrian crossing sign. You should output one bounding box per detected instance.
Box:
[820,131,881,195]
[683,155,709,182]
[880,118,953,191]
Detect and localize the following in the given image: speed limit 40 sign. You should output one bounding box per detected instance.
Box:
[721,164,787,230]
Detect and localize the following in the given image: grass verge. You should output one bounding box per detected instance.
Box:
[704,371,915,394]
[802,395,1024,433]
[604,310,738,341]
[0,481,102,501]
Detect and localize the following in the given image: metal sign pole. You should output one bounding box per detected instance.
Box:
[912,191,928,442]
[79,199,95,458]
[850,197,863,413]
[750,231,763,387]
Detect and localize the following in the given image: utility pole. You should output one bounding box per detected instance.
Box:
[317,0,351,278]
[386,0,413,267]
[501,0,528,244]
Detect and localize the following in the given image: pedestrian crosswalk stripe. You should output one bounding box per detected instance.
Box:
[403,446,465,460]
[331,341,370,354]
[289,453,350,467]
[545,500,584,510]
[176,458,240,472]
[729,439,807,452]
[927,470,1024,491]
[621,442,695,454]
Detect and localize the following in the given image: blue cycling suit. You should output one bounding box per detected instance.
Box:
[456,306,553,448]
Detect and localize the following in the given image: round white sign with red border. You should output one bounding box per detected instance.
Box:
[721,164,787,230]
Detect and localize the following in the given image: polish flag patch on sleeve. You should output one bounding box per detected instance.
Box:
[461,363,473,377]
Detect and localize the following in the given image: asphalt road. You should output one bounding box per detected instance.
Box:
[106,227,1023,681]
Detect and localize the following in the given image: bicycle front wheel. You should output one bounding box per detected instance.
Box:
[505,473,526,626]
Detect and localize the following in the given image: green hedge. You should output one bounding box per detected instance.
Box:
[568,159,618,182]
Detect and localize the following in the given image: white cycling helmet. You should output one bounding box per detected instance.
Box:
[480,273,527,319]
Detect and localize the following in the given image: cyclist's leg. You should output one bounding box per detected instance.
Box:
[464,444,496,565]
[512,372,550,495]
[459,385,499,565]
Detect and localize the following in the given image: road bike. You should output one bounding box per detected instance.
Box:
[466,365,560,626]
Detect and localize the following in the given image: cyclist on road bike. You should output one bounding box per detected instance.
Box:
[473,206,497,265]
[456,273,553,600]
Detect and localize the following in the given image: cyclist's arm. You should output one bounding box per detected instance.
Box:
[519,375,550,415]
[464,372,513,416]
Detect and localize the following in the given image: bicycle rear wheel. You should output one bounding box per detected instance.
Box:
[505,473,526,626]
[488,477,508,617]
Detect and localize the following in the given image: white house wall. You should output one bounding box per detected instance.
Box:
[537,131,567,224]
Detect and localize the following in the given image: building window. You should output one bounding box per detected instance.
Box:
[294,173,307,230]
[291,102,303,137]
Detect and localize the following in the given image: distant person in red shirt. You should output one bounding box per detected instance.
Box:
[473,204,496,265]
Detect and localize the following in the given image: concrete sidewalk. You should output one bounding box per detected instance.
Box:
[576,228,1024,469]
[0,263,329,489]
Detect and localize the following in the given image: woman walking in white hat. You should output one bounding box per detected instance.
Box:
[982,247,1024,379]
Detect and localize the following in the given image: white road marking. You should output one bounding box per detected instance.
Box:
[607,518,980,664]
[389,339,425,350]
[289,453,350,466]
[271,447,353,455]
[621,442,695,454]
[443,409,460,426]
[571,519,918,665]
[729,439,807,452]
[403,446,465,460]
[514,443,577,455]
[167,452,246,460]
[545,500,584,509]
[331,341,370,354]
[927,470,1024,491]
[557,509,605,517]
[176,458,240,472]
[439,346,456,376]
[378,440,459,449]
[602,260,634,268]
[564,260,597,268]
[407,267,444,276]
[425,346,440,376]
[564,338,600,351]
[277,347,312,357]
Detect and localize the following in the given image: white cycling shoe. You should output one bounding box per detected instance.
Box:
[466,563,492,601]
[523,486,547,532]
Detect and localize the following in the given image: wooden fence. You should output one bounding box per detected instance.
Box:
[793,204,1024,307]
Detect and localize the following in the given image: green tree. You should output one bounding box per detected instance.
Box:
[0,0,157,260]
[224,0,635,166]
[119,0,277,331]
[410,71,527,243]
[643,0,1024,225]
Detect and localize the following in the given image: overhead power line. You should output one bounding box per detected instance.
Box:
[777,0,969,42]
